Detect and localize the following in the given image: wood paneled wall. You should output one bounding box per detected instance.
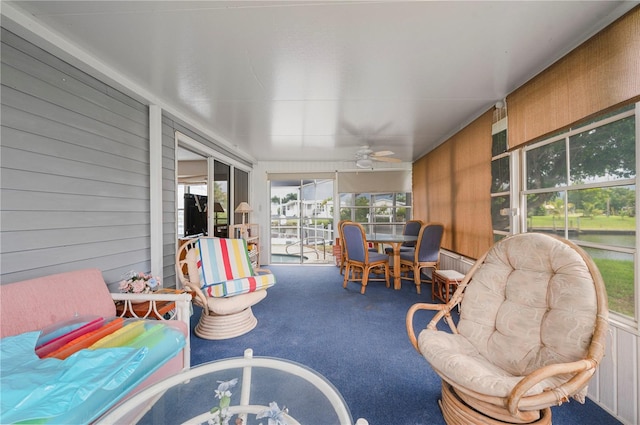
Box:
[508,6,640,147]
[413,6,639,261]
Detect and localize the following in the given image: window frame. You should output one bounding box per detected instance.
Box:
[519,103,638,327]
[338,191,412,235]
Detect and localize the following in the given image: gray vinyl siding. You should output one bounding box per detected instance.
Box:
[161,116,177,286]
[160,113,253,286]
[0,29,151,287]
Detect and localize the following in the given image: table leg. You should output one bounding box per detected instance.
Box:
[392,242,402,290]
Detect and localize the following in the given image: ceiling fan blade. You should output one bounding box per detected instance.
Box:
[371,150,394,157]
[373,156,401,163]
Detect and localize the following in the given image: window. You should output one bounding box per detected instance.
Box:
[491,109,512,239]
[522,104,637,321]
[177,184,207,237]
[339,192,412,234]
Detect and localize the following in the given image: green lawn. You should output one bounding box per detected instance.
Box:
[528,214,636,230]
[528,214,636,319]
[593,258,635,317]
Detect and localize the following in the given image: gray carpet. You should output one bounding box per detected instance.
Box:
[190,264,621,425]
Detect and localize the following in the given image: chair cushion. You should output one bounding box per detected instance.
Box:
[421,233,597,399]
[196,238,254,283]
[368,251,389,263]
[399,250,415,262]
[203,274,275,298]
[187,238,275,298]
[418,330,565,398]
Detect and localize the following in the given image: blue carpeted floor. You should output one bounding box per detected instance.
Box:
[190,265,621,425]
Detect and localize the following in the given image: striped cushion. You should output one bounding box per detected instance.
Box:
[197,238,254,282]
[204,274,276,297]
[195,238,275,297]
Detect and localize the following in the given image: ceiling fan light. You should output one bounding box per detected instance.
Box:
[356,158,373,168]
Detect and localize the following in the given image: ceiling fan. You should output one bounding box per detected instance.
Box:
[355,145,401,168]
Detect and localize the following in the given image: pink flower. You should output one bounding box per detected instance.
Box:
[118,271,161,293]
[131,280,147,293]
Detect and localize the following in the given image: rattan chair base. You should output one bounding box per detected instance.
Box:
[440,382,552,425]
[194,307,258,340]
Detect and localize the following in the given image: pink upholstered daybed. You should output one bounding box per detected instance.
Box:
[0,268,192,424]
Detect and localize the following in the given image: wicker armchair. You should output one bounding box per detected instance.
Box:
[177,237,275,340]
[406,233,608,424]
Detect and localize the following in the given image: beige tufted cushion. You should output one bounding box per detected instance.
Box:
[419,233,597,398]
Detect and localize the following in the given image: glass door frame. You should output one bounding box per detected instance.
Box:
[269,178,335,264]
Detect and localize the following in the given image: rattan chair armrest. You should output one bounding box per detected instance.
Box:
[406,302,449,352]
[507,358,598,415]
[183,281,209,315]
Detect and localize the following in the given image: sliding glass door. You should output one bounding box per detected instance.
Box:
[270,178,334,264]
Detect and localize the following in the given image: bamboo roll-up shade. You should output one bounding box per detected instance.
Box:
[338,170,411,193]
[508,7,640,148]
[268,172,335,181]
[450,111,493,258]
[412,155,429,219]
[423,144,454,251]
[412,110,493,260]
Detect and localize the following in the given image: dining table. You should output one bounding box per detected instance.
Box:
[366,233,418,290]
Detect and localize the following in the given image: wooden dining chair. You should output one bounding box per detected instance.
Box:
[385,219,423,254]
[337,219,350,275]
[342,222,390,294]
[399,222,444,294]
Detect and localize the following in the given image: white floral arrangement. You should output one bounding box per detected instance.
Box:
[210,379,288,425]
[118,271,161,294]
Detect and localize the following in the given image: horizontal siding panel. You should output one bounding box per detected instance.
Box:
[2,190,149,213]
[0,28,145,113]
[1,146,147,187]
[1,30,153,286]
[1,211,149,232]
[1,126,148,175]
[162,177,176,192]
[1,42,147,127]
[2,225,149,253]
[2,250,151,286]
[1,104,148,162]
[1,85,147,149]
[1,238,149,275]
[1,169,149,200]
[162,155,176,170]
[162,116,177,286]
[1,62,147,138]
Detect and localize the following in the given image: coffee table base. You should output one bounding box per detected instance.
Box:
[195,307,258,340]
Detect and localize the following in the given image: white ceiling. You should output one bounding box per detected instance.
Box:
[4,1,638,165]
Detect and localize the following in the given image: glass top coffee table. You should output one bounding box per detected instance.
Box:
[98,348,367,425]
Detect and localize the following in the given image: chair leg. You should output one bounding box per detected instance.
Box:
[414,265,422,294]
[361,267,369,294]
[343,263,351,289]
